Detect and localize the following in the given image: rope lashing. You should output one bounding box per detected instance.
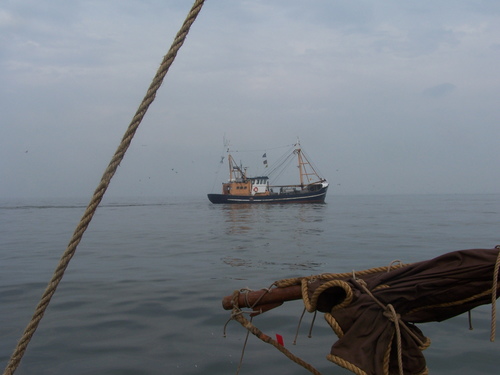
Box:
[2,2,205,375]
[351,275,427,375]
[385,304,403,375]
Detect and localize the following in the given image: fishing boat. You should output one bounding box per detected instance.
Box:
[207,141,329,204]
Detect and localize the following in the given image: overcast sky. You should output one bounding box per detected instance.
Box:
[1,0,499,199]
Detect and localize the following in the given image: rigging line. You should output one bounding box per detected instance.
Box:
[227,143,294,154]
[211,158,224,192]
[300,148,325,178]
[2,2,206,375]
[268,153,296,180]
[266,145,296,175]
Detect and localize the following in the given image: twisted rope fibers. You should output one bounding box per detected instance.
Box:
[2,2,205,374]
[228,289,323,375]
[490,247,500,341]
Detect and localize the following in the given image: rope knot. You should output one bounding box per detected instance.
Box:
[355,277,368,288]
[383,305,401,322]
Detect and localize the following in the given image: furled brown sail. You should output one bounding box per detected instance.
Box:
[223,248,500,375]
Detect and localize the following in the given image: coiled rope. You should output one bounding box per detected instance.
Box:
[2,2,205,374]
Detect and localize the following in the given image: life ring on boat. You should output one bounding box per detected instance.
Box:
[253,187,258,192]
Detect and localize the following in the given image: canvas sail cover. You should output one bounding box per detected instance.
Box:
[224,248,500,375]
[297,248,500,374]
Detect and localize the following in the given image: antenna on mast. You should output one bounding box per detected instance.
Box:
[295,136,301,147]
[223,135,230,152]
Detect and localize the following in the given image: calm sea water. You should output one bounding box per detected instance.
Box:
[1,194,499,374]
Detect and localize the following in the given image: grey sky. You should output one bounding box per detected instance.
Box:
[1,0,499,199]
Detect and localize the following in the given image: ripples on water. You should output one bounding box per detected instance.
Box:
[1,194,499,374]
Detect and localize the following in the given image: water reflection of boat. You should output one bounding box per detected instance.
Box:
[208,141,328,204]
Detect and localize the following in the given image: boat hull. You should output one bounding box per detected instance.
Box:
[207,186,328,204]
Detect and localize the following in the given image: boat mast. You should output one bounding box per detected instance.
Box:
[228,154,235,181]
[295,142,321,186]
[295,143,304,187]
[228,153,246,181]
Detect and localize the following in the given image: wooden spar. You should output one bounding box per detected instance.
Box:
[296,145,305,187]
[222,285,302,310]
[296,143,322,186]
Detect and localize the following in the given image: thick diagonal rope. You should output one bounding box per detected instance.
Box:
[228,290,323,375]
[490,246,500,341]
[2,2,205,374]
